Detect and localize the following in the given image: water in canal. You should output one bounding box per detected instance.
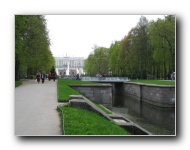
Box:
[112,83,176,135]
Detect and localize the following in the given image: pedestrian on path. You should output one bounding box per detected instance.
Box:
[15,80,61,135]
[41,71,46,84]
[36,72,41,83]
[52,71,56,81]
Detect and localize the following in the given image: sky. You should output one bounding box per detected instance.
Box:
[45,15,165,58]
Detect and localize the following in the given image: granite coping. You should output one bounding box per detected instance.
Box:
[126,82,175,87]
[69,84,112,87]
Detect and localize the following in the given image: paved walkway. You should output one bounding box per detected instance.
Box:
[15,79,61,136]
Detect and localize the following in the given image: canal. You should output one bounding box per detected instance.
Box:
[112,83,176,135]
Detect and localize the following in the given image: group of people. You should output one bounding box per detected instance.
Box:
[48,72,56,81]
[96,73,106,80]
[36,71,57,84]
[36,72,47,84]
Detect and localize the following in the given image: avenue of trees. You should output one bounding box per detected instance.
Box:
[84,15,175,79]
[15,15,55,80]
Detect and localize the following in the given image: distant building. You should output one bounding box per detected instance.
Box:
[54,56,84,76]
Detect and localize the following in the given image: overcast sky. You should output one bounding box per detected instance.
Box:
[45,15,165,58]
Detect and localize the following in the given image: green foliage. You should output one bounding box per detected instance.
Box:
[149,15,175,79]
[108,41,121,76]
[84,46,109,76]
[84,15,175,80]
[50,66,56,73]
[57,79,112,115]
[57,79,81,101]
[92,101,112,114]
[60,106,129,135]
[15,81,22,87]
[15,15,55,80]
[57,79,99,101]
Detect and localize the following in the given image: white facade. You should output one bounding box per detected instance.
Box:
[54,56,84,76]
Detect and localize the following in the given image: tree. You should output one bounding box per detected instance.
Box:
[108,41,120,76]
[15,16,28,80]
[149,15,175,79]
[84,46,109,76]
[119,29,135,78]
[84,15,175,80]
[119,16,151,79]
[15,15,55,80]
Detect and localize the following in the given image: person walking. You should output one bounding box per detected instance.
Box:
[52,72,56,81]
[36,72,41,84]
[76,73,79,80]
[48,72,51,81]
[41,72,46,84]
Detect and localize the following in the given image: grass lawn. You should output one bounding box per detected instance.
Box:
[57,79,99,102]
[92,101,112,114]
[130,80,175,85]
[59,78,100,85]
[57,79,81,101]
[57,78,112,114]
[58,105,130,135]
[15,81,22,87]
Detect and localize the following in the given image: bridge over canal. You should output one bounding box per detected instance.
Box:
[81,76,130,83]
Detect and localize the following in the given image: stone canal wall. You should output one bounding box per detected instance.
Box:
[69,84,112,109]
[124,82,175,107]
[69,82,175,108]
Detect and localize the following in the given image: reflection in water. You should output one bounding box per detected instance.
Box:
[112,83,175,135]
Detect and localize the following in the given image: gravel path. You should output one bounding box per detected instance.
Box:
[15,80,61,136]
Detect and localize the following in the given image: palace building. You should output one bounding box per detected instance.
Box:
[54,56,85,77]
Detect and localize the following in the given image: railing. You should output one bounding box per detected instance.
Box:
[81,76,130,82]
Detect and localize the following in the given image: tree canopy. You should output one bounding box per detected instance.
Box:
[84,46,109,76]
[84,15,175,79]
[15,15,55,80]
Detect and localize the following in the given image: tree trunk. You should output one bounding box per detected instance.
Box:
[164,61,167,80]
[15,59,20,81]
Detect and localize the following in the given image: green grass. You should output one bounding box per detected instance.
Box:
[57,79,112,114]
[130,80,175,85]
[57,79,99,102]
[59,105,130,135]
[15,81,22,87]
[92,101,112,114]
[59,79,100,85]
[57,79,81,101]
